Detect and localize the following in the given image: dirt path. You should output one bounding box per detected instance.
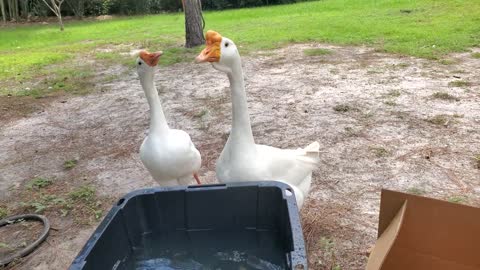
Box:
[0,44,479,269]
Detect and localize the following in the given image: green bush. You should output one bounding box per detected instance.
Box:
[13,0,317,18]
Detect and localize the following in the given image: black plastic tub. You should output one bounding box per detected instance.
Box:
[69,181,307,270]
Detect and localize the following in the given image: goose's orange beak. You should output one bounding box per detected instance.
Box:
[195,30,222,63]
[139,50,163,67]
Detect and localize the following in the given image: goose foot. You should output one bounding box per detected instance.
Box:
[193,173,201,185]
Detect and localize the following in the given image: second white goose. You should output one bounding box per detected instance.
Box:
[136,50,202,186]
[195,31,319,208]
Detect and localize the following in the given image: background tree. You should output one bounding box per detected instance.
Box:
[183,0,205,48]
[20,0,28,19]
[66,0,84,18]
[41,0,65,30]
[7,0,19,21]
[14,0,19,20]
[1,0,6,23]
[0,0,309,23]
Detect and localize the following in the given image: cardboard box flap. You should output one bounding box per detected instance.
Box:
[366,201,407,270]
[367,189,480,270]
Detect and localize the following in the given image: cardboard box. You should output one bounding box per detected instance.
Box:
[366,189,480,270]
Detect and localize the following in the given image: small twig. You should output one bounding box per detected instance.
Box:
[430,160,471,193]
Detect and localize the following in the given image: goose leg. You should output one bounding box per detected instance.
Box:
[193,173,201,185]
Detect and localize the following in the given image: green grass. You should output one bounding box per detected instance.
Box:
[447,195,468,204]
[370,146,390,157]
[384,100,397,106]
[69,185,96,202]
[304,48,332,56]
[0,242,12,250]
[0,206,8,219]
[63,159,78,170]
[385,89,402,97]
[431,91,459,101]
[318,237,342,270]
[26,177,53,189]
[69,185,103,220]
[194,108,209,118]
[0,64,97,97]
[472,52,480,58]
[448,80,471,87]
[19,183,102,221]
[396,62,410,68]
[333,104,352,112]
[427,114,451,126]
[21,194,67,213]
[0,0,479,96]
[439,59,456,65]
[406,187,426,196]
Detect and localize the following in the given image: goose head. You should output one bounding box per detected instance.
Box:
[136,50,163,77]
[195,30,240,74]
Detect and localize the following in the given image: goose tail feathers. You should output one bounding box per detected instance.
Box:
[295,141,320,167]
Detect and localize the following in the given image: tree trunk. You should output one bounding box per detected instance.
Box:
[76,0,84,18]
[66,0,84,18]
[21,0,28,19]
[184,0,205,48]
[0,0,6,23]
[8,0,13,20]
[41,0,64,31]
[13,0,18,21]
[58,9,63,30]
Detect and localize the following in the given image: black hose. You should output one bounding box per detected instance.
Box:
[0,214,50,266]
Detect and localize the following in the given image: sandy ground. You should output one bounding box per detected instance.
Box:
[0,44,479,269]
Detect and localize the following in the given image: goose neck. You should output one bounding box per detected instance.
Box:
[226,61,255,147]
[140,71,169,134]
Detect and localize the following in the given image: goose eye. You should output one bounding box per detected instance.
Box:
[225,42,229,47]
[138,62,142,65]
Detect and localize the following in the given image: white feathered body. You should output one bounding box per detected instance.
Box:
[216,141,320,208]
[196,33,320,208]
[140,129,201,186]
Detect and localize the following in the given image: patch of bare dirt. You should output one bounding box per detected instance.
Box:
[0,96,55,124]
[0,44,479,269]
[0,220,44,263]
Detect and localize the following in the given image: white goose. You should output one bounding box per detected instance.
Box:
[136,50,202,186]
[195,31,319,208]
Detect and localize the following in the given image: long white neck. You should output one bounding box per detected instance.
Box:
[225,57,255,150]
[140,71,169,134]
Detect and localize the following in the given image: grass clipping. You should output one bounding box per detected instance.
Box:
[8,177,107,225]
